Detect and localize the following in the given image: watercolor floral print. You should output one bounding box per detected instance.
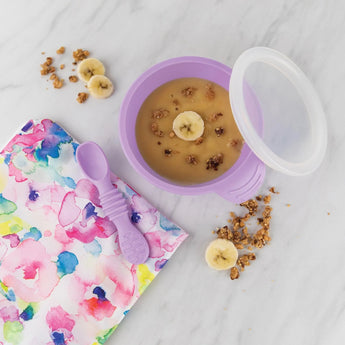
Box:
[0,119,187,345]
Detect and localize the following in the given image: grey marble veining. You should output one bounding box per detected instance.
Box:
[0,0,344,344]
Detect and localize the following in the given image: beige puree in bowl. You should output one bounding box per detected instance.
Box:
[135,77,244,185]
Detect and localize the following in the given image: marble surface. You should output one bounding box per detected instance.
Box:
[0,0,343,344]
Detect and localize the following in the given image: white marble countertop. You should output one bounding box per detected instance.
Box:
[0,1,343,344]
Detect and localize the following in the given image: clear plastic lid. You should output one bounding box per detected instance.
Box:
[229,47,327,176]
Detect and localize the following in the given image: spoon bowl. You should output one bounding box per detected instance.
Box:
[76,141,110,188]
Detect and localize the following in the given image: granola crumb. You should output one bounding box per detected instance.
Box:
[53,78,64,89]
[237,255,251,271]
[206,153,224,171]
[209,112,223,122]
[216,226,232,240]
[151,122,158,131]
[230,267,239,280]
[60,64,65,70]
[327,212,330,215]
[240,199,258,216]
[72,68,75,71]
[205,82,215,100]
[256,195,263,201]
[181,86,196,97]
[263,205,272,218]
[69,75,78,83]
[157,141,162,145]
[215,127,225,136]
[73,49,90,63]
[195,137,204,145]
[164,149,172,157]
[248,253,256,261]
[77,92,89,103]
[152,108,169,119]
[49,73,57,81]
[56,46,65,54]
[286,204,291,207]
[269,187,279,194]
[185,154,198,165]
[151,122,164,137]
[40,67,49,75]
[169,131,175,138]
[263,195,271,204]
[228,138,244,150]
[41,52,45,55]
[40,57,55,75]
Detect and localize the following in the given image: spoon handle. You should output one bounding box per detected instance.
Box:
[100,188,128,218]
[114,213,150,265]
[99,187,150,264]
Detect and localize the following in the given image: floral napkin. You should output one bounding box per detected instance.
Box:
[0,119,187,345]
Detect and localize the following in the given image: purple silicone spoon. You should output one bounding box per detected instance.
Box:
[76,141,149,265]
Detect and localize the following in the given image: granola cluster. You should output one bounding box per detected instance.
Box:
[72,49,90,63]
[240,199,258,216]
[164,149,172,157]
[181,86,196,97]
[209,112,223,122]
[227,138,244,151]
[40,57,56,75]
[40,47,92,103]
[151,122,164,137]
[214,127,225,137]
[56,46,65,54]
[185,154,198,165]
[195,137,203,145]
[69,75,78,83]
[213,187,278,280]
[163,148,179,157]
[150,108,170,138]
[206,153,224,171]
[52,75,64,89]
[152,108,169,119]
[205,82,215,100]
[76,92,89,104]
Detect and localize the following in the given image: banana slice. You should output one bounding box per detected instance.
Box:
[87,75,114,99]
[172,111,204,141]
[205,239,238,270]
[77,58,105,82]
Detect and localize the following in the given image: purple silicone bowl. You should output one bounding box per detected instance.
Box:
[119,56,265,203]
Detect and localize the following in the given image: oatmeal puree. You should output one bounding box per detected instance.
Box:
[136,77,244,184]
